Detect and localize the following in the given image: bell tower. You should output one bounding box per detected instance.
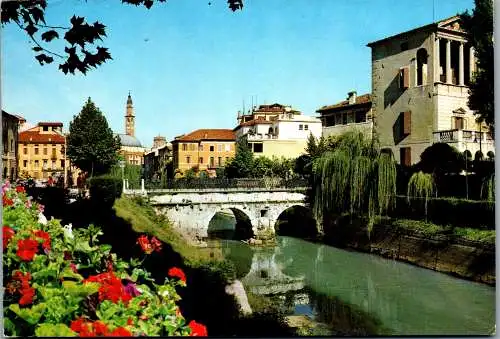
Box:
[125,91,135,137]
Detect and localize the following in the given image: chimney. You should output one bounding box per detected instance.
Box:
[347,91,357,105]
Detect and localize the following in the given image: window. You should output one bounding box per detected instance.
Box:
[342,113,348,125]
[225,144,230,152]
[43,148,48,155]
[23,160,28,168]
[210,145,214,152]
[218,157,222,166]
[23,147,27,155]
[399,66,409,89]
[403,111,411,135]
[304,124,308,130]
[217,144,222,152]
[355,112,366,123]
[186,156,191,164]
[416,48,428,86]
[199,144,204,151]
[52,160,56,169]
[61,160,65,168]
[210,157,215,167]
[182,144,187,151]
[189,144,195,151]
[34,160,39,168]
[347,113,354,124]
[10,140,13,151]
[454,117,464,130]
[335,114,342,125]
[42,126,49,132]
[35,147,39,155]
[253,143,263,153]
[43,159,48,169]
[199,157,204,164]
[400,147,411,167]
[299,124,303,130]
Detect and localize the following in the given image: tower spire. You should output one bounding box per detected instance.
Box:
[125,92,135,136]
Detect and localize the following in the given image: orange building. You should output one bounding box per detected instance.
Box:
[171,129,236,177]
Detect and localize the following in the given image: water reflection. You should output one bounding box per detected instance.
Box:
[216,236,495,335]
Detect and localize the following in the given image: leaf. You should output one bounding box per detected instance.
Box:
[61,266,84,281]
[62,281,99,297]
[32,46,43,52]
[74,240,93,253]
[35,323,77,337]
[4,317,16,336]
[9,303,47,325]
[25,23,38,36]
[41,30,59,42]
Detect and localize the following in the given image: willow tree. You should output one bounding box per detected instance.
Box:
[311,130,397,235]
[407,171,435,219]
[481,173,495,201]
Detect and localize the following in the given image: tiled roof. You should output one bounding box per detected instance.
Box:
[38,122,63,126]
[2,110,21,121]
[19,130,65,144]
[174,129,235,142]
[316,94,372,113]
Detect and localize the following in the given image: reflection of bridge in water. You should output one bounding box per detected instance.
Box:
[239,246,306,296]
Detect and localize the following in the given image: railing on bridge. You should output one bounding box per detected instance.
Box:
[142,177,309,191]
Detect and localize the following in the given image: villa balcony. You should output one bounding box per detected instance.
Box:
[433,129,495,156]
[247,133,279,141]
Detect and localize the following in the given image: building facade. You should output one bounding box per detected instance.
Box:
[368,16,493,166]
[116,93,145,165]
[18,122,67,180]
[171,129,236,177]
[144,136,172,180]
[317,91,373,139]
[234,103,322,159]
[2,111,21,180]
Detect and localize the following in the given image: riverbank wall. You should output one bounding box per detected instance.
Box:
[322,217,495,286]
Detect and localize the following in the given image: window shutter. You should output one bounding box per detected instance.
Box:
[400,147,411,166]
[400,67,410,89]
[403,111,411,135]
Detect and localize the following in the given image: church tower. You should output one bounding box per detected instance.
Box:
[125,92,135,137]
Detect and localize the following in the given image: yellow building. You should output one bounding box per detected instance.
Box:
[116,93,145,165]
[18,122,68,181]
[171,129,236,177]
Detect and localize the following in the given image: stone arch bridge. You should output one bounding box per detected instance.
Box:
[124,186,314,241]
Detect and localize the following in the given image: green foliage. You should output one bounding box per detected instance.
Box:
[2,182,201,337]
[407,171,435,218]
[480,173,495,201]
[89,175,123,208]
[109,163,142,183]
[461,0,494,136]
[1,0,243,75]
[224,139,254,178]
[311,130,396,235]
[67,98,121,176]
[452,227,495,245]
[417,143,464,175]
[184,168,197,180]
[252,156,294,179]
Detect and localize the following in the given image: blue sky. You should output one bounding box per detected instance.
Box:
[2,0,473,148]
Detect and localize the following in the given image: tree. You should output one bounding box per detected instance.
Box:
[461,0,494,135]
[67,98,121,176]
[224,139,253,178]
[1,0,244,75]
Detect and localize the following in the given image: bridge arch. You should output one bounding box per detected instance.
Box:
[207,208,254,240]
[274,205,317,239]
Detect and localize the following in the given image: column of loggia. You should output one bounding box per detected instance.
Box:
[459,41,464,86]
[445,39,452,84]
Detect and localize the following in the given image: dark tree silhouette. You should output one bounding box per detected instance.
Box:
[1,0,244,75]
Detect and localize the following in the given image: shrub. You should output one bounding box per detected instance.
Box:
[2,180,206,337]
[89,175,123,208]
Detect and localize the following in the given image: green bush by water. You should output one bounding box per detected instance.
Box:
[89,175,123,208]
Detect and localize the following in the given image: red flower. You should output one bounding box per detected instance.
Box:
[3,225,15,248]
[70,318,86,333]
[168,267,186,283]
[84,271,132,304]
[16,238,39,261]
[150,236,163,252]
[3,195,13,207]
[15,186,25,193]
[70,263,78,273]
[33,230,51,251]
[109,327,132,336]
[188,320,208,336]
[12,270,31,289]
[19,286,35,305]
[92,321,109,336]
[127,318,134,326]
[137,235,153,254]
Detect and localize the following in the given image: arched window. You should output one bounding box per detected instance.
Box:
[487,151,495,161]
[463,150,472,161]
[416,48,428,86]
[3,167,7,179]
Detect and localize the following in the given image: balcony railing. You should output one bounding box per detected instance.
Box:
[247,133,279,140]
[433,129,494,143]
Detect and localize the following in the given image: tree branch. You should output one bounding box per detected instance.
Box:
[34,23,70,30]
[14,19,64,58]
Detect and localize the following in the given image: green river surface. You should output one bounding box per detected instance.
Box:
[210,235,495,336]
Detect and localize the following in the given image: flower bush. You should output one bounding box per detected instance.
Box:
[2,181,207,337]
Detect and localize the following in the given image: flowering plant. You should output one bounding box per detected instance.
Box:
[2,180,207,337]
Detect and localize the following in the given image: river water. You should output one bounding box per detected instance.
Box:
[209,236,495,335]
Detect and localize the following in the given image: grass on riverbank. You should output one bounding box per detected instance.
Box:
[113,196,236,279]
[387,218,495,245]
